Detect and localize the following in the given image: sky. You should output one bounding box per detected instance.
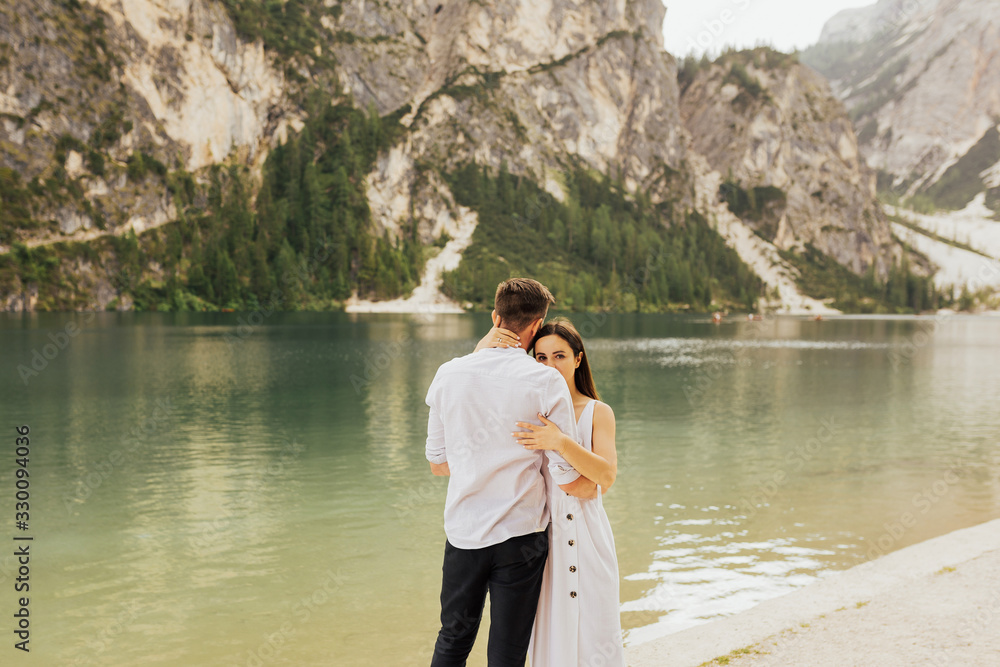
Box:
[661,0,877,56]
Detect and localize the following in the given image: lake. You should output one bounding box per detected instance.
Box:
[1,312,998,665]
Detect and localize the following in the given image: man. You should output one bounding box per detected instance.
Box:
[425,278,597,666]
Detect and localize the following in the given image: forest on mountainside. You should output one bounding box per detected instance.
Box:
[442,164,764,312]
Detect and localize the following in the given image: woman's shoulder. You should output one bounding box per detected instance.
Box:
[592,400,615,422]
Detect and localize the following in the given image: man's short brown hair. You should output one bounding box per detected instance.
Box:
[495,278,555,332]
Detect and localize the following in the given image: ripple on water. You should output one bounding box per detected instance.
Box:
[586,337,893,368]
[622,526,839,645]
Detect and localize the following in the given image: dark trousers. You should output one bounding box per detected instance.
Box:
[430,530,549,667]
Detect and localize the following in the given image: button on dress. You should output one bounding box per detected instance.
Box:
[529,400,625,666]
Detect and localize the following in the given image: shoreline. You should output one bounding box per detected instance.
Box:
[626,518,1000,666]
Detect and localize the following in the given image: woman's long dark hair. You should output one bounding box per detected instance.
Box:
[533,318,600,400]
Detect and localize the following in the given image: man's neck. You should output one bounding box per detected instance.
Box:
[497,323,535,350]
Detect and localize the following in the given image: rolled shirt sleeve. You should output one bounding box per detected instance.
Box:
[543,372,581,485]
[425,376,448,464]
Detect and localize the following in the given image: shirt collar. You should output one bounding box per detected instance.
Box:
[487,346,527,355]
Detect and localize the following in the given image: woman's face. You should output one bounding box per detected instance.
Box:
[534,334,580,390]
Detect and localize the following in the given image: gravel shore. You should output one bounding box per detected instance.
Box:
[627,518,1000,667]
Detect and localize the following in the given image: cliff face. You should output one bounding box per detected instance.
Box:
[89,0,290,171]
[0,0,292,248]
[329,0,685,245]
[680,50,898,277]
[803,0,1000,212]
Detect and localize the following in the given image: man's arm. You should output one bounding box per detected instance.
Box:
[425,376,448,475]
[429,461,451,476]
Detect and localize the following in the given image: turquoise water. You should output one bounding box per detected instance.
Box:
[0,312,998,664]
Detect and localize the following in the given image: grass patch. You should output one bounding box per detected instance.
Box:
[699,645,765,666]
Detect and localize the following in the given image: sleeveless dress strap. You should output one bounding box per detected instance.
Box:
[578,399,598,451]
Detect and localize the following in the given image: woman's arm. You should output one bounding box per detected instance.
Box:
[590,402,617,493]
[559,475,599,499]
[515,406,617,491]
[474,326,520,352]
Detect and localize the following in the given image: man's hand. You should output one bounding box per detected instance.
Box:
[559,475,598,499]
[429,461,451,477]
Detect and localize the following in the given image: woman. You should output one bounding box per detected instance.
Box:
[476,318,624,667]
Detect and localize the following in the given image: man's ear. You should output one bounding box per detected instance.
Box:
[492,309,500,327]
[530,317,544,340]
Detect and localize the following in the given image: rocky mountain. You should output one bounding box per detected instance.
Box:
[0,0,293,239]
[318,0,690,249]
[679,49,898,277]
[802,0,1000,214]
[0,0,928,313]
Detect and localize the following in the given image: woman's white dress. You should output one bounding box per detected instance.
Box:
[529,399,625,667]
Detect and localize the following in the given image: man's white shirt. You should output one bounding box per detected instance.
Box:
[425,346,581,550]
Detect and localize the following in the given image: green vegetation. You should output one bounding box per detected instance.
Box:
[0,241,95,310]
[676,53,712,93]
[986,186,1000,218]
[441,164,764,312]
[140,96,415,309]
[2,89,136,242]
[439,68,504,104]
[724,61,768,106]
[0,169,39,242]
[923,126,1000,210]
[780,243,945,314]
[718,46,798,71]
[596,29,633,48]
[719,180,787,241]
[408,65,504,124]
[126,152,167,182]
[677,47,794,98]
[904,193,937,215]
[2,92,420,311]
[220,0,326,59]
